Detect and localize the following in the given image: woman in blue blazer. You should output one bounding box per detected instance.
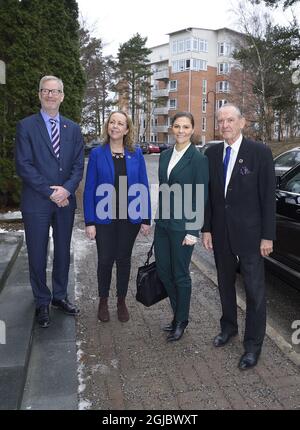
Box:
[155,112,209,341]
[83,111,151,322]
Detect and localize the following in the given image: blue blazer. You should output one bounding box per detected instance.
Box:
[15,112,84,212]
[83,143,151,224]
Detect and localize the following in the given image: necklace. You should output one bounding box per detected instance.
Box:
[111,151,125,159]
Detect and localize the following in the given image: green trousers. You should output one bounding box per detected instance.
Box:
[154,225,194,322]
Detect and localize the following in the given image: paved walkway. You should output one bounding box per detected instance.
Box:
[1,215,300,410]
[74,217,300,410]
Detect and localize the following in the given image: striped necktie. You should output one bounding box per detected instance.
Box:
[50,118,60,158]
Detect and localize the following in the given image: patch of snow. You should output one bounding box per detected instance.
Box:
[0,228,24,234]
[77,342,93,409]
[91,363,110,375]
[78,399,92,410]
[111,359,119,369]
[0,211,22,220]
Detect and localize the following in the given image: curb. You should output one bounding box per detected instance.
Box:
[0,232,24,294]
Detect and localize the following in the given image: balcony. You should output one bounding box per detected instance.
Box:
[152,125,169,133]
[153,107,169,115]
[152,89,169,98]
[153,69,169,80]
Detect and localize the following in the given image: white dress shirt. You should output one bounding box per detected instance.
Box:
[167,142,191,179]
[224,134,243,196]
[167,142,197,244]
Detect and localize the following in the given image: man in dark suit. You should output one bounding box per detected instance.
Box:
[15,75,84,328]
[202,104,276,370]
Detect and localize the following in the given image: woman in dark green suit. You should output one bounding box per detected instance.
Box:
[154,112,209,342]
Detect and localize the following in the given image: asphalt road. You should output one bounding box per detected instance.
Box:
[144,153,300,358]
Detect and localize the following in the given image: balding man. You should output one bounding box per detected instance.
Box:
[202,104,276,370]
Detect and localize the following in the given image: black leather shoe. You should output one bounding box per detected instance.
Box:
[36,305,50,328]
[167,321,188,342]
[162,319,176,332]
[213,331,238,347]
[52,298,79,315]
[238,351,260,370]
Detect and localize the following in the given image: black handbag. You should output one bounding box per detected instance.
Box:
[136,241,168,307]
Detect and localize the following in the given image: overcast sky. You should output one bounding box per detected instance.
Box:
[77,0,299,56]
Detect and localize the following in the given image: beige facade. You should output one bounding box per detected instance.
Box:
[140,27,242,145]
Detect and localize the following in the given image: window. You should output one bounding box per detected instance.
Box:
[216,81,230,93]
[172,59,207,73]
[199,39,208,52]
[192,38,208,53]
[155,118,158,126]
[192,59,207,71]
[185,38,191,51]
[193,38,198,52]
[202,79,207,95]
[169,80,177,91]
[178,40,184,53]
[217,99,227,109]
[169,99,177,109]
[218,62,230,74]
[218,42,233,57]
[202,117,206,132]
[202,98,207,113]
[172,41,177,54]
[281,170,300,194]
[275,151,300,171]
[172,37,207,54]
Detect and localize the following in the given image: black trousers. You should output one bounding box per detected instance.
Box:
[95,220,140,298]
[214,237,266,354]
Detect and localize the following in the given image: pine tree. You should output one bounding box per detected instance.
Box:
[0,0,85,207]
[116,34,152,127]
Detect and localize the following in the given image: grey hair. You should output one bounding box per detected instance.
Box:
[39,75,64,92]
[218,103,242,118]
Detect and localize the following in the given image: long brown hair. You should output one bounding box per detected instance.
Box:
[102,111,135,152]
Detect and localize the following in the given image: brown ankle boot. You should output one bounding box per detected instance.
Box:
[98,297,109,322]
[117,297,129,322]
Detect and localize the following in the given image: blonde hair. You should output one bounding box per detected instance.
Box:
[102,111,135,152]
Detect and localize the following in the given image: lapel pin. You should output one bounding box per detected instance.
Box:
[239,159,243,164]
[63,124,67,128]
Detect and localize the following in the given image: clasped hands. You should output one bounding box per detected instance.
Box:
[50,185,70,207]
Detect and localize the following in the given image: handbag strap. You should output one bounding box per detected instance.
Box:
[145,240,155,265]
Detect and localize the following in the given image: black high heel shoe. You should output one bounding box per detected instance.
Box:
[167,321,188,342]
[162,318,176,332]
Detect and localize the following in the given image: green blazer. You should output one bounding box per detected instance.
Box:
[155,144,209,236]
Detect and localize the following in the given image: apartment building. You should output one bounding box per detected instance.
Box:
[139,27,242,145]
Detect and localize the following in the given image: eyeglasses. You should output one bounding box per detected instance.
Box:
[40,88,63,96]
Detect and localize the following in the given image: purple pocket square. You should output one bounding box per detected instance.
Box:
[240,166,252,175]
